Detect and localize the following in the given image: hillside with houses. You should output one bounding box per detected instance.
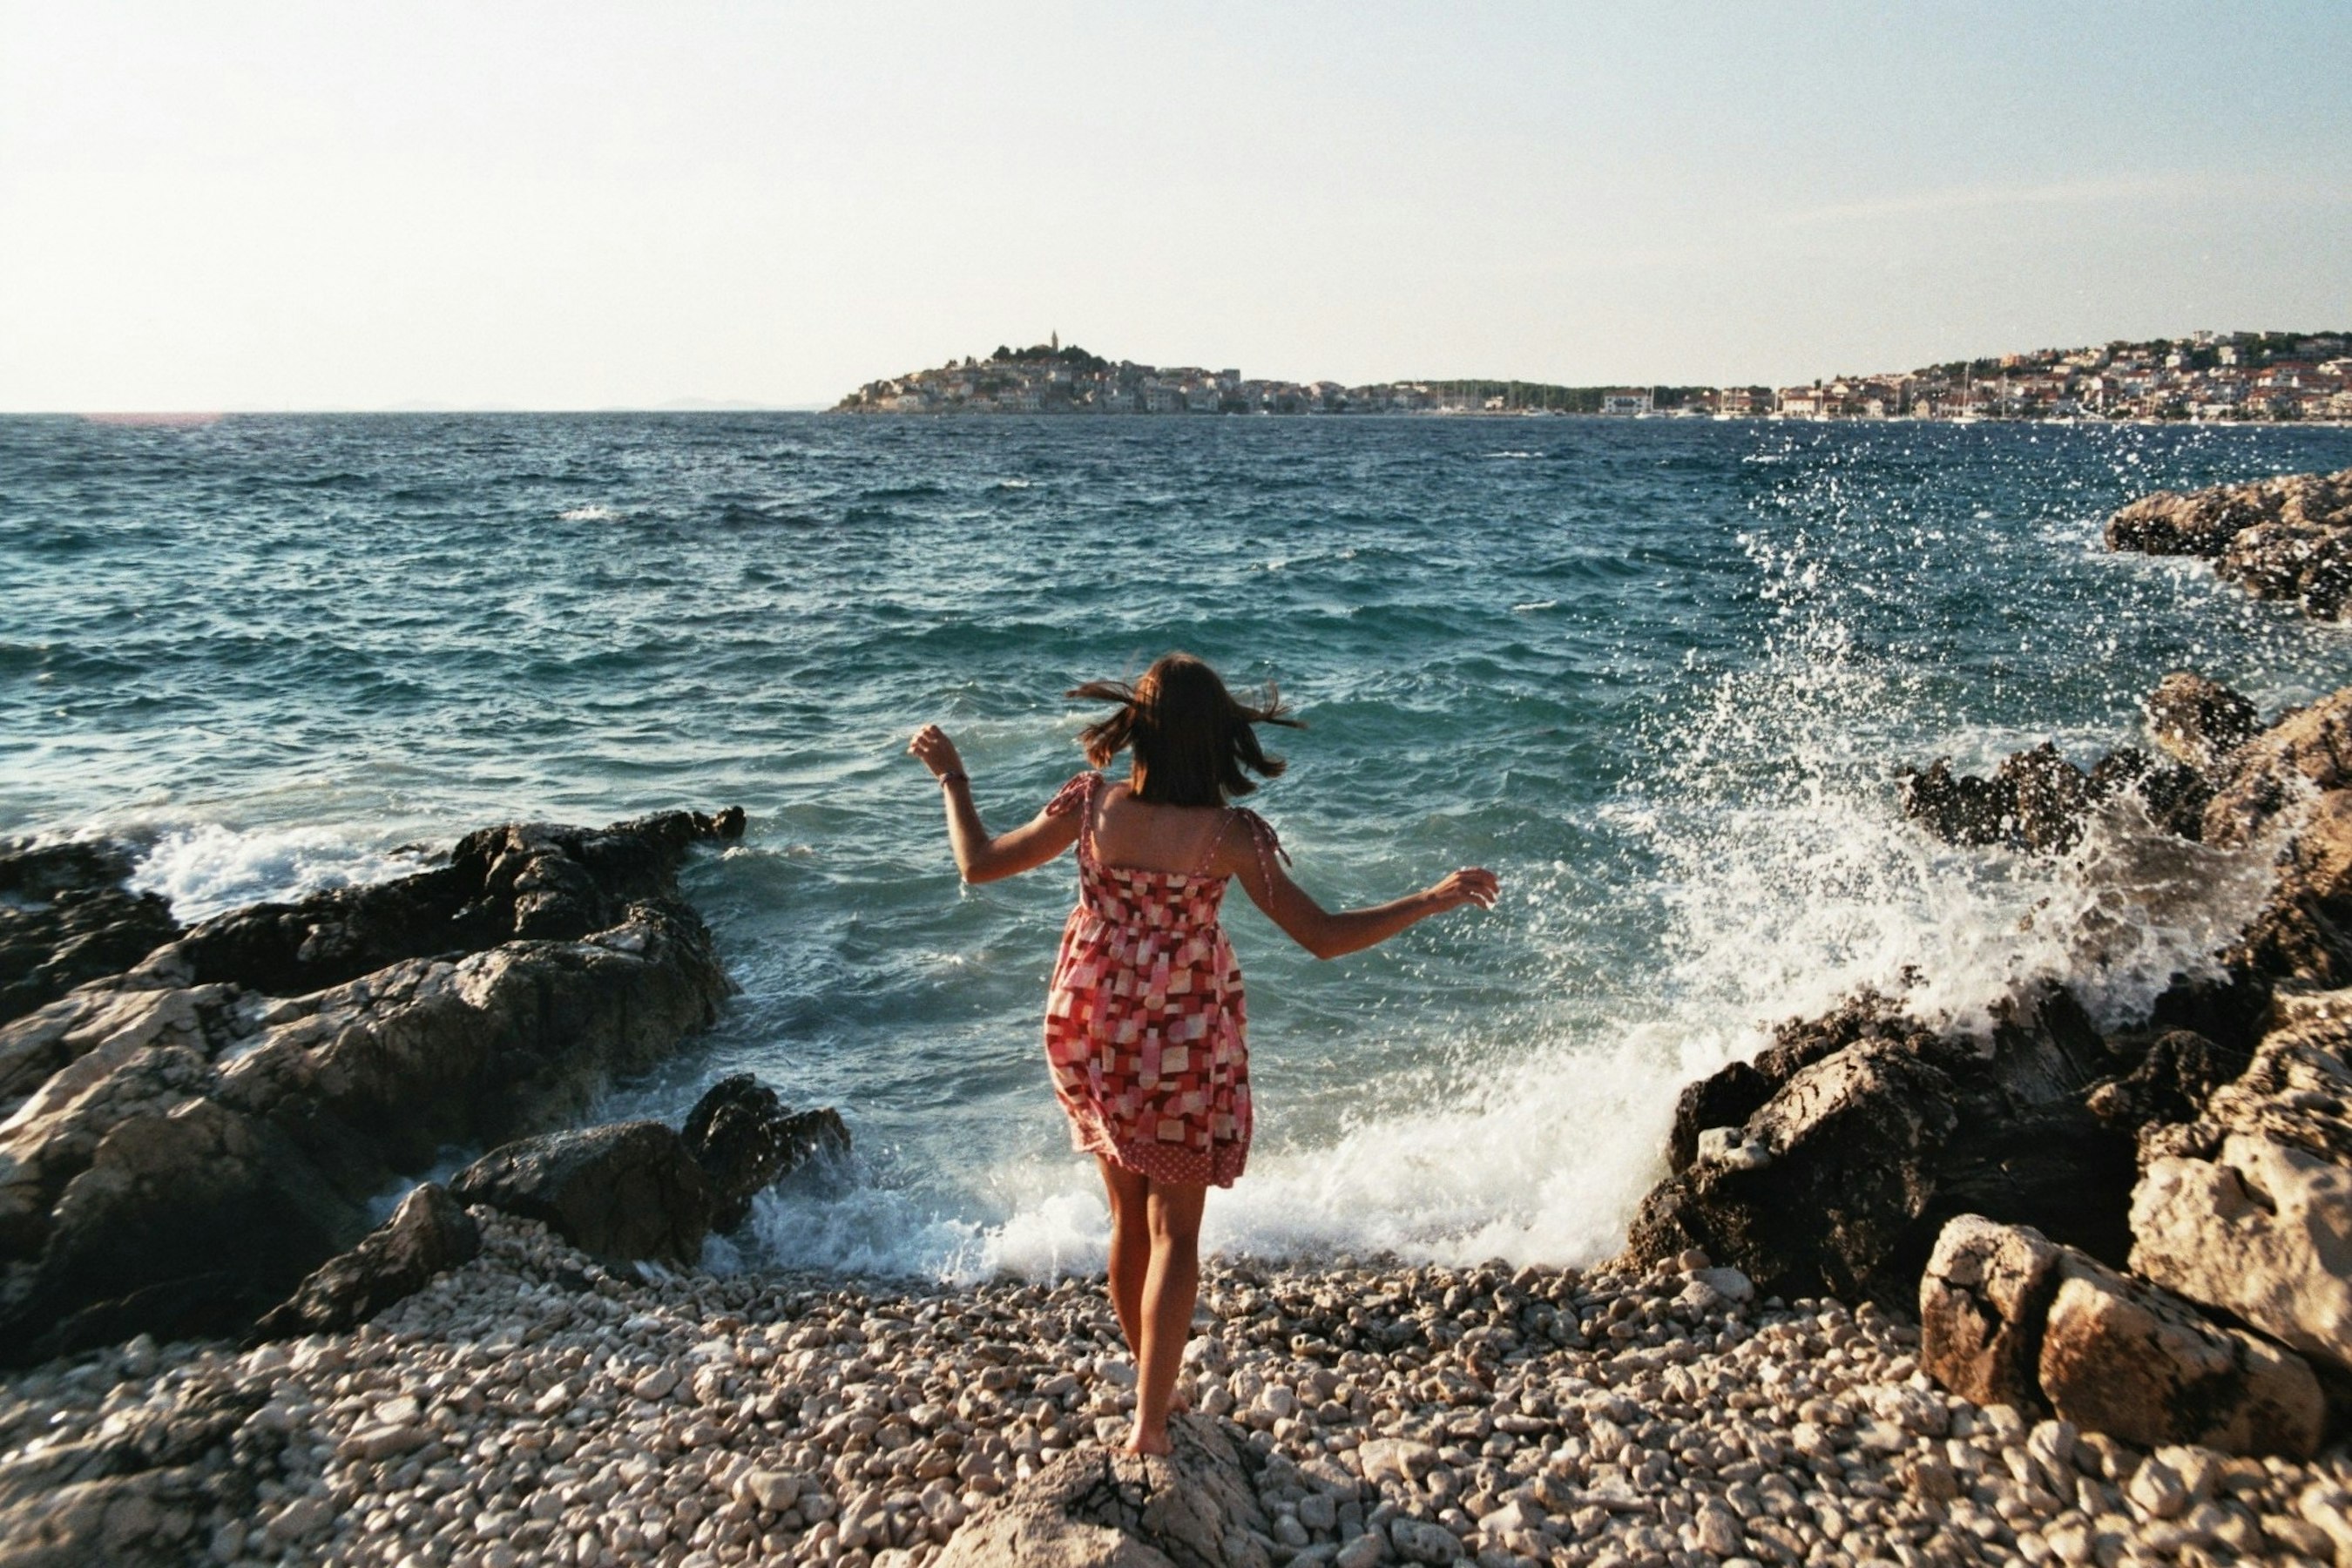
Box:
[833,329,2352,422]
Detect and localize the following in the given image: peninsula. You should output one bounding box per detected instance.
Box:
[832,329,2352,423]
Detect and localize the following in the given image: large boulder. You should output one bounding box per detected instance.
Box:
[1917,1215,2326,1457]
[2037,1247,2325,1457]
[680,1073,851,1232]
[0,808,741,1362]
[1916,1213,2064,1412]
[2128,990,2352,1382]
[934,1413,1272,1568]
[451,1121,712,1267]
[249,1180,480,1341]
[1627,1031,1960,1302]
[2105,484,2272,558]
[0,838,179,1029]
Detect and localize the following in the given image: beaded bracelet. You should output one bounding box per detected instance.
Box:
[937,772,970,788]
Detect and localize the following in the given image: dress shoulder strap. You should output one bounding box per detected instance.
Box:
[1231,808,1289,886]
[1192,809,1235,877]
[1044,771,1102,862]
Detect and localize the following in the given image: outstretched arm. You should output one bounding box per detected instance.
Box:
[909,724,1079,883]
[1227,828,1497,960]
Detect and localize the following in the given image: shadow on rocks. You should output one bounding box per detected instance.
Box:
[936,1414,1272,1568]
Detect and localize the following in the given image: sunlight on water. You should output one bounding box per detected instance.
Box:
[4,413,2349,1281]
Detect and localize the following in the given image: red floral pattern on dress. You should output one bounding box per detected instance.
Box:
[1041,771,1281,1188]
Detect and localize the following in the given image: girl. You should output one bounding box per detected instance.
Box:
[909,652,1497,1456]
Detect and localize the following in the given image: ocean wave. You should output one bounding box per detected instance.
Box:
[130,821,425,923]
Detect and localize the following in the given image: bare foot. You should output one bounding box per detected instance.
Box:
[1121,1426,1173,1457]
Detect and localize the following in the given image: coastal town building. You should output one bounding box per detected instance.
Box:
[832,331,2352,423]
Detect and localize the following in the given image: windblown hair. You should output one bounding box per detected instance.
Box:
[1069,652,1302,808]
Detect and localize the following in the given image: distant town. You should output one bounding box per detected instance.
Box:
[834,329,2352,422]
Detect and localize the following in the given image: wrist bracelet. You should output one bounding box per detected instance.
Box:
[938,772,969,788]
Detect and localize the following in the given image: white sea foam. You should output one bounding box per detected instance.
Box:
[130,821,423,923]
[558,504,623,522]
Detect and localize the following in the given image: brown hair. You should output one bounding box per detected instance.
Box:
[1068,652,1301,808]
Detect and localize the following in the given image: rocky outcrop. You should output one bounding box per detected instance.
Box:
[0,808,742,1363]
[0,838,179,1030]
[1919,1214,2325,1456]
[1897,741,2208,851]
[1626,984,2134,1303]
[2146,671,2261,770]
[248,1181,480,1342]
[2203,686,2352,846]
[681,1072,852,1232]
[2127,989,2352,1382]
[2105,466,2352,620]
[451,1121,712,1268]
[936,1413,1272,1568]
[1645,675,2352,1453]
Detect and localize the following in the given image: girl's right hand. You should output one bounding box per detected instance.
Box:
[1429,868,1499,911]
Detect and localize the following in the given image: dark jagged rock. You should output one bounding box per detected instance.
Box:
[2145,672,2261,770]
[452,1122,713,1267]
[1627,983,2137,1303]
[2084,1028,2247,1129]
[680,1073,852,1232]
[935,1412,1272,1568]
[0,808,741,1363]
[2106,467,2352,621]
[1898,741,2209,854]
[0,837,179,1028]
[249,1182,480,1342]
[165,808,745,1000]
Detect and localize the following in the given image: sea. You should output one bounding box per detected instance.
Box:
[6,413,2350,1283]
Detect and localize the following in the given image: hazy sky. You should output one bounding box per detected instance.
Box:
[3,3,2348,410]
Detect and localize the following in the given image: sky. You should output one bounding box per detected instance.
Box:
[3,3,2348,411]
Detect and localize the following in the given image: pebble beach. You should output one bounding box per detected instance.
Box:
[8,1211,2348,1568]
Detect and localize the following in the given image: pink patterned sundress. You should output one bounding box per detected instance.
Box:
[1041,771,1284,1188]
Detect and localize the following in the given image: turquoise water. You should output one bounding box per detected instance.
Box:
[5,414,2349,1277]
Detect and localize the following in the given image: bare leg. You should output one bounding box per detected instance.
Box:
[1125,1179,1207,1456]
[1096,1156,1150,1362]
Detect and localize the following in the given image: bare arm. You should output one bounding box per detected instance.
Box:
[909,724,1079,883]
[1224,821,1497,960]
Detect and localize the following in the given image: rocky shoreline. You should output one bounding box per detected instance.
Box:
[10,471,2352,1563]
[2106,467,2352,621]
[9,1207,2350,1568]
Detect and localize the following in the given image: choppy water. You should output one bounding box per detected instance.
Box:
[5,413,2350,1280]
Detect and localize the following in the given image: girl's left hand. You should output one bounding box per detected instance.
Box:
[909,724,965,781]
